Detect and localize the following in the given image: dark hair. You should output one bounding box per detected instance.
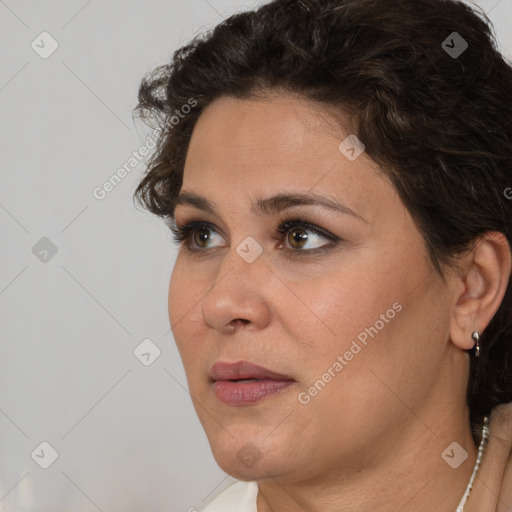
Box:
[133,0,512,441]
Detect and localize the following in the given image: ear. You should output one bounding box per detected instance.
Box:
[450,231,511,351]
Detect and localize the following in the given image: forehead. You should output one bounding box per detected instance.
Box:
[180,94,390,224]
[186,93,345,164]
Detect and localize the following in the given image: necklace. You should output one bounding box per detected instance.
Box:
[454,416,490,512]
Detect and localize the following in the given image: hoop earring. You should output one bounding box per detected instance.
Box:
[471,330,480,357]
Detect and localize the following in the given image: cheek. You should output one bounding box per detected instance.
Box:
[288,277,407,437]
[168,256,207,324]
[286,243,430,414]
[282,253,407,364]
[296,252,442,419]
[167,259,207,366]
[167,260,182,326]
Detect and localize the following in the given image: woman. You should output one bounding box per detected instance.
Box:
[133,0,512,510]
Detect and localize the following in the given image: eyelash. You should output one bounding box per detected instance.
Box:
[168,215,339,256]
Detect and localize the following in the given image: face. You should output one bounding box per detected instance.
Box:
[168,92,456,483]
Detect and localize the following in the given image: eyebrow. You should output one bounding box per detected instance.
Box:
[174,191,367,223]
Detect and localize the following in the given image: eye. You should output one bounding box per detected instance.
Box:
[275,218,338,252]
[169,216,339,255]
[169,220,224,251]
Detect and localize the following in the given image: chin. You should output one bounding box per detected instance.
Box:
[212,449,287,482]
[206,427,289,480]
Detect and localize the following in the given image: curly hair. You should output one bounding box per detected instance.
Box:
[133,0,512,441]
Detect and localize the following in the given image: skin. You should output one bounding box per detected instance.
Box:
[168,92,511,512]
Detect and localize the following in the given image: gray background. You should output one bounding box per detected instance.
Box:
[0,1,511,511]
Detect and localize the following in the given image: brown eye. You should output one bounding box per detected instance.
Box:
[277,219,337,252]
[193,228,213,248]
[287,228,309,249]
[170,221,225,252]
[170,218,338,255]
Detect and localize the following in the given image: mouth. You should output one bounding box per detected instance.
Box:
[229,378,266,383]
[208,360,296,406]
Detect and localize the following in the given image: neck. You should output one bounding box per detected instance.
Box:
[256,407,478,512]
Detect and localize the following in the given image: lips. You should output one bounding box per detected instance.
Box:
[209,360,296,406]
[208,360,293,382]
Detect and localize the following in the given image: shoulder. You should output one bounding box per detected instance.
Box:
[200,480,259,512]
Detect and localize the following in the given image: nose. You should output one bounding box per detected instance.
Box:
[201,241,272,335]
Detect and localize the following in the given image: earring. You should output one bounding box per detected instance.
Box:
[471,330,480,357]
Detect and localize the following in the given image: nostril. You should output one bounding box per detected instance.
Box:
[232,318,250,326]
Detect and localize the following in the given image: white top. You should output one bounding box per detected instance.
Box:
[201,481,258,512]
